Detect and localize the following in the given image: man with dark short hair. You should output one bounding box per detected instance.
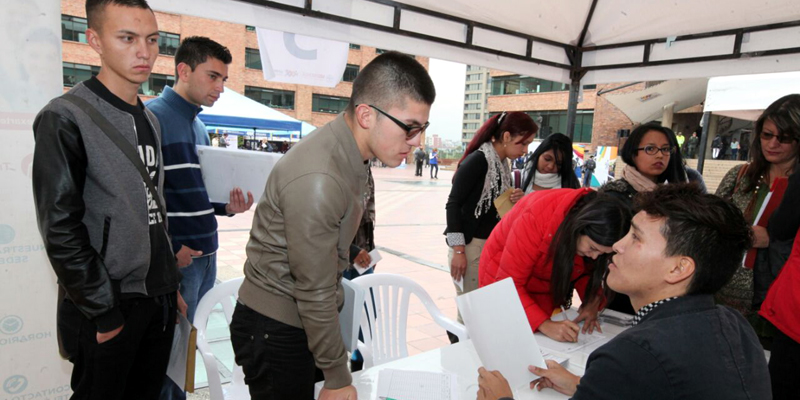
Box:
[146,36,254,400]
[231,51,435,400]
[32,1,184,399]
[477,184,771,400]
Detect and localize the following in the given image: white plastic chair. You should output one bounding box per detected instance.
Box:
[352,273,468,368]
[193,276,250,400]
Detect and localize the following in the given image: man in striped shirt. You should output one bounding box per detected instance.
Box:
[146,37,253,400]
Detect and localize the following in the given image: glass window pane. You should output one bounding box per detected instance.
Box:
[342,64,359,82]
[245,48,262,70]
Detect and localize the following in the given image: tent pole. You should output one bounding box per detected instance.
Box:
[566,79,580,142]
[696,112,711,174]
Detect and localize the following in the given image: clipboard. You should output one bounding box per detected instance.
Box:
[167,313,198,392]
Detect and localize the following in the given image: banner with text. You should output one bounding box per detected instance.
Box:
[256,27,349,88]
[0,1,73,398]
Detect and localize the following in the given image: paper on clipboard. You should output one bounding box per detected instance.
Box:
[456,278,547,390]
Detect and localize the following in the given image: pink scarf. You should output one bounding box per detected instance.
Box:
[621,164,658,193]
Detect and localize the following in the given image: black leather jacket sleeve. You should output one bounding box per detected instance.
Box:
[32,110,123,333]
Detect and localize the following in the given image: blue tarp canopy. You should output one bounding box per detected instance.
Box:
[198,88,304,132]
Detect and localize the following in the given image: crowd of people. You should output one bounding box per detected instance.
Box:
[29,1,799,400]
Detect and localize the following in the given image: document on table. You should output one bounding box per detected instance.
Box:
[377,369,459,400]
[534,308,608,354]
[196,145,282,203]
[456,278,548,390]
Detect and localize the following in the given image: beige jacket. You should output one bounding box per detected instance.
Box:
[238,114,368,389]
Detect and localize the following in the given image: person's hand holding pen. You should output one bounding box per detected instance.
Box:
[538,306,580,343]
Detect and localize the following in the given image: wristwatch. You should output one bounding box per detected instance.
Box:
[454,250,465,255]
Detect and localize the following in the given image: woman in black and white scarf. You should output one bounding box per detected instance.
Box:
[521,133,581,194]
[444,111,537,341]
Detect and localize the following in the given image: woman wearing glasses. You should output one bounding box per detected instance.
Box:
[716,94,800,348]
[444,112,536,341]
[599,123,687,313]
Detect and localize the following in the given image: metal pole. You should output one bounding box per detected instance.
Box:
[566,78,580,141]
[697,112,710,174]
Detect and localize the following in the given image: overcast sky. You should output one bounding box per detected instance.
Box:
[426,58,466,142]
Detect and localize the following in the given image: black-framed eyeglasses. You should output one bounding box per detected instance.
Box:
[760,131,798,144]
[636,145,676,156]
[369,104,430,140]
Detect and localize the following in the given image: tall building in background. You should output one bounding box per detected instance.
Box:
[461,65,492,148]
[60,0,429,134]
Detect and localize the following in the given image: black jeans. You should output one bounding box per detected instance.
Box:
[430,164,438,178]
[415,161,423,176]
[58,294,176,400]
[230,302,319,400]
[770,330,800,400]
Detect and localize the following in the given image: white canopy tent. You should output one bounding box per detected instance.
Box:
[605,79,708,124]
[704,71,800,121]
[149,0,800,139]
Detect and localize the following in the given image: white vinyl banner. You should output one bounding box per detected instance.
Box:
[0,0,73,398]
[256,27,349,88]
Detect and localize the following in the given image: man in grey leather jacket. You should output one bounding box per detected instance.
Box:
[230,51,436,400]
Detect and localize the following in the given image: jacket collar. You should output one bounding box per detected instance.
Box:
[329,113,369,179]
[636,294,716,325]
[159,86,203,120]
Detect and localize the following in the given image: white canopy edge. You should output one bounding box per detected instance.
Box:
[149,0,800,85]
[605,79,708,124]
[704,71,800,121]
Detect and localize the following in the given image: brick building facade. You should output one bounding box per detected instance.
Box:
[60,0,429,131]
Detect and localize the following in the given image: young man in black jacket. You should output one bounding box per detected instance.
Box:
[477,184,771,400]
[32,1,185,399]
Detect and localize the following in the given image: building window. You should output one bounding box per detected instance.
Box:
[61,15,88,43]
[245,48,262,70]
[583,84,597,90]
[465,83,482,91]
[158,32,180,56]
[376,48,388,54]
[522,110,594,143]
[463,123,479,130]
[467,73,482,82]
[464,103,481,111]
[313,94,349,114]
[139,73,175,96]
[464,113,481,120]
[490,75,569,95]
[342,64,359,82]
[349,43,361,49]
[465,93,481,101]
[246,25,256,31]
[245,86,295,109]
[63,62,100,87]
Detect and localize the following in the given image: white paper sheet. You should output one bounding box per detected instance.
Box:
[196,145,282,203]
[456,278,547,390]
[353,249,382,275]
[166,313,192,389]
[340,277,366,352]
[377,369,459,400]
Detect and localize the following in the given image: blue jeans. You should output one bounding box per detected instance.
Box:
[160,253,217,400]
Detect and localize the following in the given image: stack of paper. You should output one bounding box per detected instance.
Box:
[376,369,459,400]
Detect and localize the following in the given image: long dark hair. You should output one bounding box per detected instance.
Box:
[549,192,632,306]
[620,123,687,183]
[457,111,537,169]
[521,133,580,191]
[742,94,800,192]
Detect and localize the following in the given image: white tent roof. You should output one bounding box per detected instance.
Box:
[605,79,708,124]
[704,71,800,121]
[150,0,800,84]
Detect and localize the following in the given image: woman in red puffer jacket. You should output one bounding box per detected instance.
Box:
[479,188,631,342]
